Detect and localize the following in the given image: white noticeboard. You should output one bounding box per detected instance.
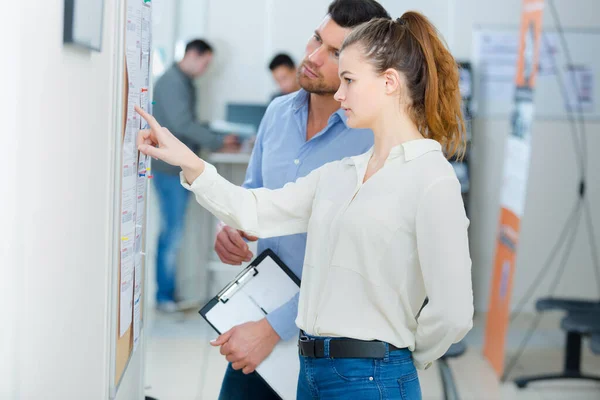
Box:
[472,26,600,120]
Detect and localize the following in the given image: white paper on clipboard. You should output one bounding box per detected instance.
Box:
[200,250,300,400]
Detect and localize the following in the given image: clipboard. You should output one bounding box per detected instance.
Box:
[199,249,301,400]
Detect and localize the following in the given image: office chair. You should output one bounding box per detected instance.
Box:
[514,307,600,388]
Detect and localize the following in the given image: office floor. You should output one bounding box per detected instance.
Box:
[144,310,600,400]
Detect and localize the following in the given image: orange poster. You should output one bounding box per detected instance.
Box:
[483,0,544,378]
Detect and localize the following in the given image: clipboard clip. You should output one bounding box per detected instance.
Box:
[217,265,259,303]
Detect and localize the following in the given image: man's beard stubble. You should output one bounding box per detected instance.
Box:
[296,62,338,96]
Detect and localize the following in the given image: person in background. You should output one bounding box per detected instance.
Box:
[268,53,301,101]
[152,39,238,312]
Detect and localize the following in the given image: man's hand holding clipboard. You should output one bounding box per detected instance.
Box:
[210,318,280,374]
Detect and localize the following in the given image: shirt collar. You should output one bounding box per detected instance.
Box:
[292,89,309,112]
[334,108,349,128]
[292,89,348,128]
[344,139,442,166]
[393,139,442,161]
[173,63,193,83]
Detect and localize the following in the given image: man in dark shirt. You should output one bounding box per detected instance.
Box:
[152,39,237,311]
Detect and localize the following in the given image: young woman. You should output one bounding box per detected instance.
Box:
[136,11,473,400]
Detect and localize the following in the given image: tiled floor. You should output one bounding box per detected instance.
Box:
[144,311,600,399]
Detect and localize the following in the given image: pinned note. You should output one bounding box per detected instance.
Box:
[119,228,135,337]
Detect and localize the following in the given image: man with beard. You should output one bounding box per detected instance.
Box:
[211,1,390,398]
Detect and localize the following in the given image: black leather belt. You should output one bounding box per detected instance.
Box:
[298,334,402,359]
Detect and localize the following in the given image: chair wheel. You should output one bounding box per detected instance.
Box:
[515,381,528,389]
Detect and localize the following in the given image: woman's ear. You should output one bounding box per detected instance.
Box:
[383,68,401,95]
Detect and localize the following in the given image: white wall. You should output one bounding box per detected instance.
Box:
[151,0,179,76]
[0,2,21,398]
[175,0,209,57]
[197,0,272,120]
[176,0,600,314]
[1,0,145,398]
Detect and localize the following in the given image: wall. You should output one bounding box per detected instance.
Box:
[465,0,600,312]
[195,0,455,120]
[0,1,21,398]
[1,0,144,398]
[175,0,209,58]
[174,0,600,315]
[151,0,179,77]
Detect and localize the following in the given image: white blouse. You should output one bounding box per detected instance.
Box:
[181,138,474,369]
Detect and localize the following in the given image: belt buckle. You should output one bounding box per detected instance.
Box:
[299,335,315,357]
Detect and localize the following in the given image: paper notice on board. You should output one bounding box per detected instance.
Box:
[128,82,141,124]
[141,6,151,55]
[133,244,143,350]
[473,31,518,103]
[146,155,152,176]
[126,39,140,80]
[136,162,147,227]
[473,30,559,104]
[141,56,150,90]
[126,1,142,53]
[123,118,135,160]
[120,234,135,337]
[126,0,142,91]
[538,33,559,77]
[145,94,153,174]
[121,163,137,226]
[565,64,594,112]
[120,157,137,338]
[124,112,140,164]
[140,89,149,118]
[133,289,141,350]
[141,6,151,88]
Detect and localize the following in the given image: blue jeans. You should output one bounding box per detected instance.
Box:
[297,337,422,400]
[153,171,189,304]
[218,363,281,400]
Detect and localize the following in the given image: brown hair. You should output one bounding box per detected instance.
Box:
[341,12,466,159]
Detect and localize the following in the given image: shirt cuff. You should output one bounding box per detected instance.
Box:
[413,359,433,370]
[179,161,218,191]
[266,296,300,341]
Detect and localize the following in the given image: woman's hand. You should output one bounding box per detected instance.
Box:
[135,105,205,182]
